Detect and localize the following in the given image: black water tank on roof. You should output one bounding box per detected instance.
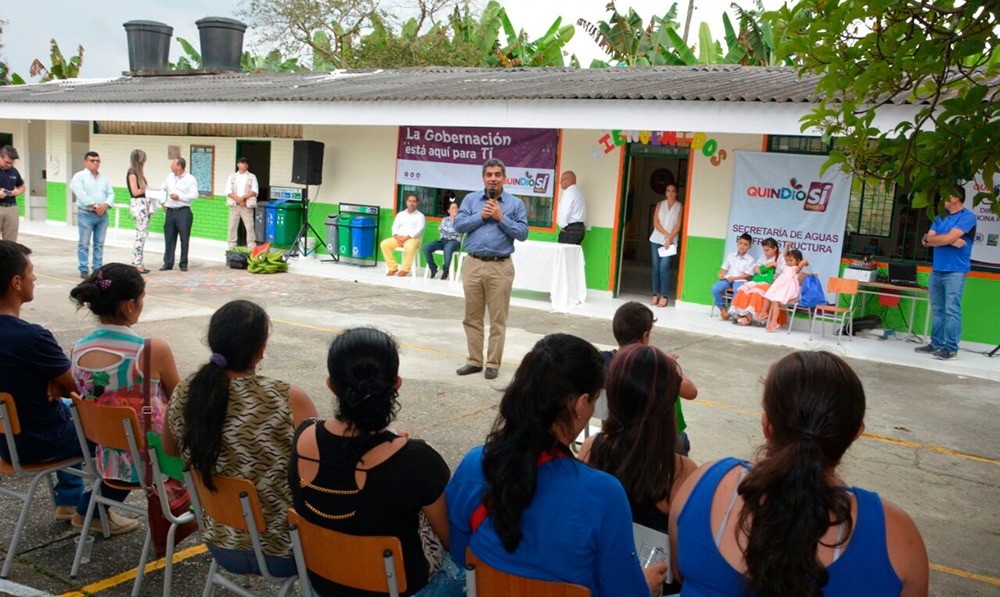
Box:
[196,17,247,71]
[123,21,173,73]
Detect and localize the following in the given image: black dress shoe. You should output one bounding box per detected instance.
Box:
[428,269,437,279]
[440,271,449,281]
[79,271,88,279]
[456,364,483,376]
[179,265,188,271]
[484,367,499,380]
[159,265,173,271]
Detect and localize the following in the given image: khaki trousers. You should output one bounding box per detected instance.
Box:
[0,204,19,241]
[462,256,515,369]
[380,237,421,272]
[228,204,256,249]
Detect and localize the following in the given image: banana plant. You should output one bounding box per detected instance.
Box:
[241,49,306,73]
[28,39,84,81]
[168,37,201,71]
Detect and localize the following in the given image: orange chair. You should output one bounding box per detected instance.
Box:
[0,393,85,578]
[464,547,591,597]
[68,393,152,595]
[287,508,407,596]
[809,277,859,344]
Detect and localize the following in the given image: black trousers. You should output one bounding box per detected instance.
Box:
[163,206,193,268]
[558,222,585,245]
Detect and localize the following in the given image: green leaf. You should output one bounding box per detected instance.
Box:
[698,22,716,64]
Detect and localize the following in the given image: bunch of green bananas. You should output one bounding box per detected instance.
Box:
[247,247,288,274]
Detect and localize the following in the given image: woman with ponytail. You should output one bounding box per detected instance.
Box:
[126,149,156,273]
[164,299,316,577]
[70,263,179,534]
[290,327,462,596]
[447,334,665,596]
[669,351,928,596]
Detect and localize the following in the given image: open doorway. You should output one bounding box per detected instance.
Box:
[234,140,271,246]
[614,145,690,300]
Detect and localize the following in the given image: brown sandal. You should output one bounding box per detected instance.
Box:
[657,297,669,308]
[651,295,660,306]
[736,316,752,326]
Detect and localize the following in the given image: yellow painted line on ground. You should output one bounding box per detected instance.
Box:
[930,563,1000,586]
[60,544,207,597]
[862,432,1000,466]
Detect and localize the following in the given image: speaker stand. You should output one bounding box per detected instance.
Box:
[285,187,329,261]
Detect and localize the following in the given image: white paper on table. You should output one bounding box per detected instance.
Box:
[658,244,677,258]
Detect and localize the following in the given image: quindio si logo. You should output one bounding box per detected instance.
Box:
[746,178,833,212]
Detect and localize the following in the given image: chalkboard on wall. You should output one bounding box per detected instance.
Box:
[190,145,215,197]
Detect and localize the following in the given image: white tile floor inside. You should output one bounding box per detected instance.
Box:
[19,218,999,382]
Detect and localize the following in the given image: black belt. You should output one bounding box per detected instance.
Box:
[470,254,510,262]
[564,222,584,228]
[165,206,190,211]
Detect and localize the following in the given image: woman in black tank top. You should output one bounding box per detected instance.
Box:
[126,149,154,273]
[289,328,463,597]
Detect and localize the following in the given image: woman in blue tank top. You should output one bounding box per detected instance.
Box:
[668,351,928,596]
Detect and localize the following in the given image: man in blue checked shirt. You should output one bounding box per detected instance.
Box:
[423,198,462,281]
[69,152,115,279]
[455,159,529,380]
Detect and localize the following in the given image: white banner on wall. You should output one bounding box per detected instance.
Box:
[726,152,852,296]
[964,174,1000,267]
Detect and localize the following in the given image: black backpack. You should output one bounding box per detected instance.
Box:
[843,314,881,336]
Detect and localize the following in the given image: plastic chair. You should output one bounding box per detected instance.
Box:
[184,469,297,597]
[68,393,153,596]
[810,277,859,344]
[0,393,85,578]
[464,547,591,597]
[146,432,198,597]
[423,235,467,284]
[287,507,407,597]
[708,288,734,318]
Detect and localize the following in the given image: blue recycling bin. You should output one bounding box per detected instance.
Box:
[350,215,377,259]
[264,202,280,244]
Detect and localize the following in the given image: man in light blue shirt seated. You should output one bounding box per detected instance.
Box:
[454,159,529,380]
[69,152,114,279]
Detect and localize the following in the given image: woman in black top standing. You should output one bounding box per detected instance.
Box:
[126,149,155,273]
[290,327,464,597]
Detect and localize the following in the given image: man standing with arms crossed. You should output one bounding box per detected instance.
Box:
[556,170,586,245]
[70,152,114,279]
[916,186,977,360]
[0,146,26,241]
[455,159,529,380]
[226,157,259,250]
[160,157,199,271]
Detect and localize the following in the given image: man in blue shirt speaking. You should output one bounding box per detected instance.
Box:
[455,159,529,380]
[916,186,977,360]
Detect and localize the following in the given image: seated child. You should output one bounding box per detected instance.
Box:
[711,233,756,320]
[764,248,809,332]
[731,237,783,326]
[602,301,698,455]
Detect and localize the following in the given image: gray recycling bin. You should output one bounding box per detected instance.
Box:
[254,200,269,244]
[325,214,339,255]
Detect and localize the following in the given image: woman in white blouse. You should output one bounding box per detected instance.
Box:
[649,184,683,308]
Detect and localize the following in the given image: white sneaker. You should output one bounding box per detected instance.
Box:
[72,510,140,536]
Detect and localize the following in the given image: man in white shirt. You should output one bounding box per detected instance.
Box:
[69,152,115,278]
[712,232,756,320]
[379,193,425,277]
[225,157,259,250]
[159,157,199,271]
[556,170,586,245]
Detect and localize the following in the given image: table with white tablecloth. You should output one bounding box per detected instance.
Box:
[510,239,587,312]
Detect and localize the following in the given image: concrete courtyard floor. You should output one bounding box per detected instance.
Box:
[1,228,997,596]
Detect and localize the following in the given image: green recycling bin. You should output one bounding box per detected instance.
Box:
[337,213,354,257]
[274,201,303,246]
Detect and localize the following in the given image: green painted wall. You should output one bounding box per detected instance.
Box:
[46,182,67,222]
[680,236,725,304]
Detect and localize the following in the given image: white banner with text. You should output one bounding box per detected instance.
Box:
[726,152,852,293]
[964,174,1000,267]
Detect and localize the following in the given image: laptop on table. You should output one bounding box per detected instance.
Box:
[888,263,920,287]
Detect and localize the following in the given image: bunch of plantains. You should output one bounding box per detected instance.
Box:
[247,243,289,274]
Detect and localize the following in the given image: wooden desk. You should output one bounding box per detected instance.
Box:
[856,281,930,338]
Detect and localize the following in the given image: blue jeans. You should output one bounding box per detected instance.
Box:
[414,552,466,597]
[423,239,461,273]
[710,279,746,308]
[207,544,297,578]
[650,242,673,296]
[929,270,966,352]
[77,209,108,274]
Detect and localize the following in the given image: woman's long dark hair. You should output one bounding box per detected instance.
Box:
[481,333,604,553]
[737,351,866,595]
[70,263,145,318]
[182,300,269,491]
[588,344,681,512]
[328,327,400,434]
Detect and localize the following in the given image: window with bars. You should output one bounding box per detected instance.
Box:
[396,185,553,228]
[846,178,896,237]
[766,135,831,155]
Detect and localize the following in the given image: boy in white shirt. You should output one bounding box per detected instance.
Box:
[712,232,756,320]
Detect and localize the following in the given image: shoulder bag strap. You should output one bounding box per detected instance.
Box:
[142,339,154,490]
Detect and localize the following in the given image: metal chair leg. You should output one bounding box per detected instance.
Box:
[131,527,153,597]
[1,474,44,578]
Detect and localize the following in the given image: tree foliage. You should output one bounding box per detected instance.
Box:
[28,39,84,82]
[773,0,1000,214]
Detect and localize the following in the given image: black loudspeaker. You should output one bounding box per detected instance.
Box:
[292,140,324,185]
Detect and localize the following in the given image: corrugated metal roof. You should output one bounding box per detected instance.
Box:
[0,65,884,105]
